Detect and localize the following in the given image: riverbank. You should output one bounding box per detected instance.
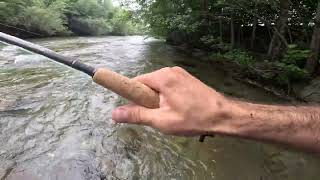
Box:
[0,25,142,39]
[172,45,320,103]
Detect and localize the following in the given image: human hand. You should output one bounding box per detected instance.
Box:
[112,67,237,136]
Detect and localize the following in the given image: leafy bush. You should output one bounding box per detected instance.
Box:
[167,14,202,34]
[201,35,231,52]
[274,62,309,85]
[271,44,310,85]
[0,2,7,20]
[111,8,142,35]
[18,6,67,35]
[69,0,112,18]
[0,0,28,23]
[72,17,113,35]
[111,20,134,35]
[281,44,311,68]
[200,35,221,46]
[221,49,256,67]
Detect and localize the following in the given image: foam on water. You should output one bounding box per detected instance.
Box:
[14,54,47,65]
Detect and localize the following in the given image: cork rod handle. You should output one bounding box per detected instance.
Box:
[93,68,160,109]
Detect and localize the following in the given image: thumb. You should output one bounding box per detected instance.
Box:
[112,104,156,125]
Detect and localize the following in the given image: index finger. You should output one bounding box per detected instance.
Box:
[133,67,171,92]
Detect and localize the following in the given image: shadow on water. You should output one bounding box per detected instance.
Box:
[0,36,319,180]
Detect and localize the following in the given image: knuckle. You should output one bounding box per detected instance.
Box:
[131,107,142,123]
[163,73,177,87]
[160,67,172,74]
[172,66,186,73]
[156,68,177,88]
[157,68,174,83]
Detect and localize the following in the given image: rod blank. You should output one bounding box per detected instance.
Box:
[0,32,96,76]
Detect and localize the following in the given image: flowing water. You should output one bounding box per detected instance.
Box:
[0,36,319,180]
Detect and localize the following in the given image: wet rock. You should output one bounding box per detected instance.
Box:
[298,77,320,102]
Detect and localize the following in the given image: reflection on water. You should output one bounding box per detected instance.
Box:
[0,36,319,180]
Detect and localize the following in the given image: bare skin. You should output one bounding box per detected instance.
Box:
[112,67,320,153]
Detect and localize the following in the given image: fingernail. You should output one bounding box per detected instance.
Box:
[112,107,129,123]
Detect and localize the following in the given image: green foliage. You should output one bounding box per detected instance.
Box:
[281,45,311,68]
[111,9,131,35]
[0,0,30,24]
[221,49,256,67]
[274,62,309,85]
[272,45,311,85]
[69,0,111,18]
[17,5,67,35]
[0,0,68,35]
[167,14,202,34]
[200,36,221,46]
[74,17,112,35]
[200,35,231,52]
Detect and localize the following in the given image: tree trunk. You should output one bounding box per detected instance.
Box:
[288,27,293,44]
[268,0,290,59]
[219,18,223,44]
[237,23,241,47]
[305,2,320,74]
[251,17,258,49]
[231,17,235,49]
[200,0,210,34]
[201,0,209,12]
[201,0,209,23]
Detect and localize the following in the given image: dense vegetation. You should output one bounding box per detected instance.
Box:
[0,0,141,36]
[121,0,320,90]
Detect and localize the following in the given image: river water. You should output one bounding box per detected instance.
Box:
[0,36,319,180]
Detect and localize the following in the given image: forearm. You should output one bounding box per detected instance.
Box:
[113,67,320,153]
[213,100,320,153]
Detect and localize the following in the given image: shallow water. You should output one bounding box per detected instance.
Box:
[0,36,319,180]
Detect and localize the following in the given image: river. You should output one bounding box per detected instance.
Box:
[0,36,319,180]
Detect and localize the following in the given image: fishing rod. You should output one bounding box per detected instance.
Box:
[0,32,210,142]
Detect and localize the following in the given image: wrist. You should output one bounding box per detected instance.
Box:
[208,98,252,137]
